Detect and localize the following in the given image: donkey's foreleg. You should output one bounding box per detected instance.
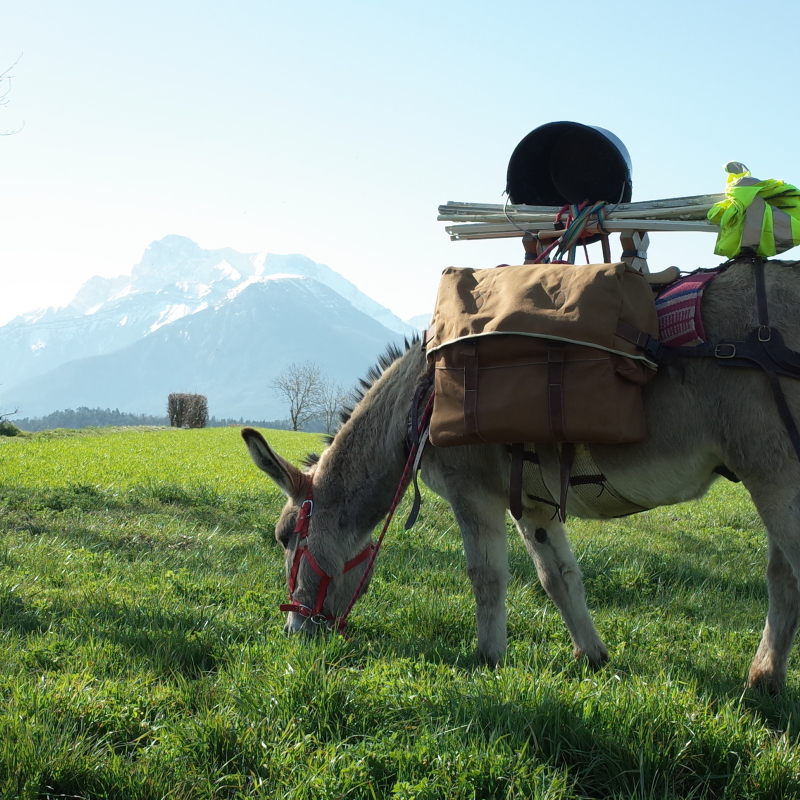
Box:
[516,507,608,667]
[741,476,800,692]
[448,491,510,667]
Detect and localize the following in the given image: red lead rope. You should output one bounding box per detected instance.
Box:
[279,391,434,631]
[334,392,435,631]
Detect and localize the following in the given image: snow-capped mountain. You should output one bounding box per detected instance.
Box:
[3,274,407,420]
[0,235,416,390]
[405,313,432,331]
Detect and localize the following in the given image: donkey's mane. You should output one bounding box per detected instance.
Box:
[301,336,419,468]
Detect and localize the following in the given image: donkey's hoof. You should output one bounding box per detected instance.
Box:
[475,648,505,669]
[574,643,609,670]
[747,667,783,695]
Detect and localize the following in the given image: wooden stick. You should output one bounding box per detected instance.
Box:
[439,206,713,223]
[439,193,724,219]
[445,218,716,241]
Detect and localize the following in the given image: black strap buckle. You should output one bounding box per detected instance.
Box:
[715,343,737,359]
[758,325,772,342]
[643,336,665,363]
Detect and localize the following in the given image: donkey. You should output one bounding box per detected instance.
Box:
[242,258,800,692]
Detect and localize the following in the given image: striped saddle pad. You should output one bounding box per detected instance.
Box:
[655,269,720,346]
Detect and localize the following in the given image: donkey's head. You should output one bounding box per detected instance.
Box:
[241,427,374,635]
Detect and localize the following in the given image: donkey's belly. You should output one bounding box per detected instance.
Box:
[529,444,652,519]
[584,439,720,511]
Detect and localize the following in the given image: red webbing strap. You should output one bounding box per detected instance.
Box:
[312,575,332,616]
[287,490,313,594]
[287,547,303,595]
[302,547,329,580]
[343,544,374,572]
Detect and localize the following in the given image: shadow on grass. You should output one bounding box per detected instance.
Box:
[0,585,48,635]
[65,597,234,679]
[0,482,282,536]
[422,685,777,799]
[742,688,800,740]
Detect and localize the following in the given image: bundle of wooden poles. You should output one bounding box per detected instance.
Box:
[438,193,724,241]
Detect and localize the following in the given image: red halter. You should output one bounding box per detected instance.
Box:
[279,390,435,631]
[279,486,373,627]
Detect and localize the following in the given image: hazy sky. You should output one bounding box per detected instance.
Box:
[2,0,799,326]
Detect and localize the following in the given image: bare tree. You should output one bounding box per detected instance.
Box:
[0,392,20,435]
[1,56,24,136]
[316,377,348,435]
[270,362,324,432]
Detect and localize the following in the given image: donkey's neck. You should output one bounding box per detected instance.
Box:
[315,346,425,531]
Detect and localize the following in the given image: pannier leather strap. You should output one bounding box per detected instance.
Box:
[548,342,566,441]
[615,321,666,363]
[461,345,480,438]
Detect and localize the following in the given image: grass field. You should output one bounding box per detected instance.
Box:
[0,425,799,799]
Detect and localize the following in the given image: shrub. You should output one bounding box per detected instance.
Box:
[0,420,22,437]
[167,393,209,429]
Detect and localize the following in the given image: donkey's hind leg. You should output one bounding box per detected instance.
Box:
[749,539,800,692]
[741,476,800,692]
[516,506,609,667]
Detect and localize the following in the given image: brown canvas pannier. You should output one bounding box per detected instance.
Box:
[426,262,659,447]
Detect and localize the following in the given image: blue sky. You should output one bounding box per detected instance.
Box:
[2,0,799,325]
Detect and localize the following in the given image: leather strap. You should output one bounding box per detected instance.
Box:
[754,257,770,330]
[509,443,524,520]
[615,321,651,349]
[461,345,480,437]
[404,422,431,530]
[601,235,611,264]
[715,329,800,462]
[548,342,566,440]
[558,443,576,520]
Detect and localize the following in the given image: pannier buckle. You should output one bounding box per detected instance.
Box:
[715,343,737,359]
[643,337,665,363]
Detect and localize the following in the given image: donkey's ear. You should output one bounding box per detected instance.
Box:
[241,428,308,497]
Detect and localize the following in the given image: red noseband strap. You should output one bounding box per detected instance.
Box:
[280,486,373,626]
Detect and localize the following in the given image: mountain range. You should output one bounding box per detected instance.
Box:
[1,236,420,420]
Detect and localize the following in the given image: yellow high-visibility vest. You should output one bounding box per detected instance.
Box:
[707,166,800,258]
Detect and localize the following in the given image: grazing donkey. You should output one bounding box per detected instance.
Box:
[243,258,800,692]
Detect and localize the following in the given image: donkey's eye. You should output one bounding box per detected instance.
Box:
[276,527,292,548]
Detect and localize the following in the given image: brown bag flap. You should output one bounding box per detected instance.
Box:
[426,262,659,364]
[429,336,648,447]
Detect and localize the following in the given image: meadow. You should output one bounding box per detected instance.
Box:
[0,425,799,799]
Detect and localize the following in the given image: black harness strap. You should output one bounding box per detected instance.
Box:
[715,328,800,461]
[670,257,800,464]
[509,443,525,520]
[404,373,435,530]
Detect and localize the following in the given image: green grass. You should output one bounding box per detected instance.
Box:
[0,426,799,798]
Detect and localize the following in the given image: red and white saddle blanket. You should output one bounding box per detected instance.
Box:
[655,270,719,346]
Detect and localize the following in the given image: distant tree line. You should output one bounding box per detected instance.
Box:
[206,417,294,430]
[15,407,170,432]
[12,407,307,433]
